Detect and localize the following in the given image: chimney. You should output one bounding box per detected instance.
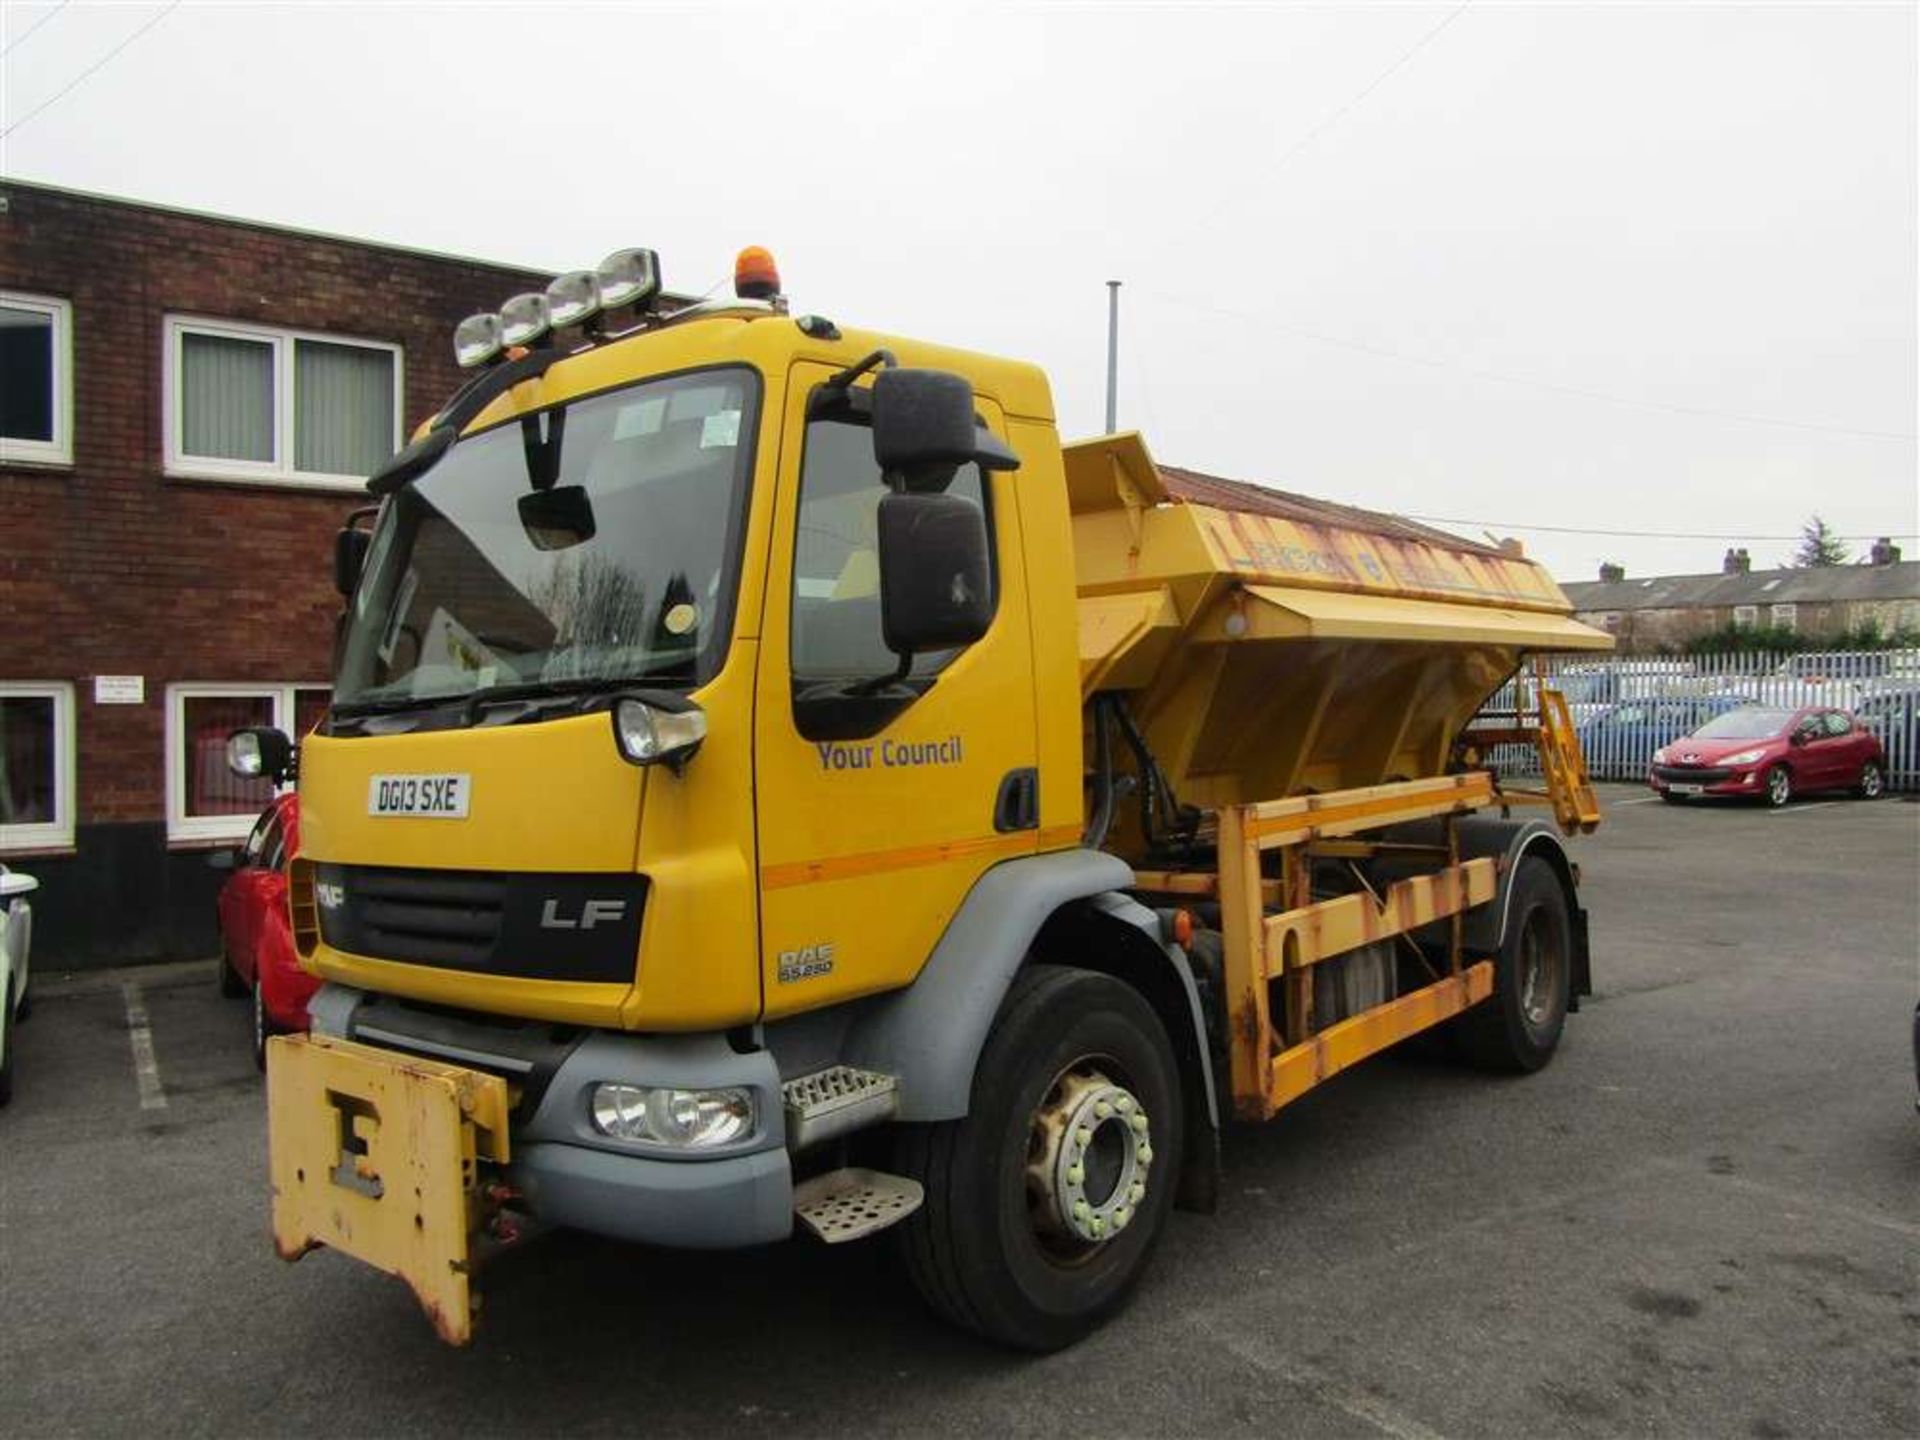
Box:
[1723,548,1739,574]
[1869,537,1901,566]
[1599,562,1625,583]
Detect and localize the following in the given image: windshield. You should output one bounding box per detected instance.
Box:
[336,369,758,709]
[1692,707,1793,740]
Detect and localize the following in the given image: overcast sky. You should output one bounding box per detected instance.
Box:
[3,1,1914,582]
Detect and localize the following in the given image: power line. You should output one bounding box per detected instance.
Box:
[1144,290,1918,444]
[0,0,72,61]
[1176,2,1473,244]
[1403,515,1920,542]
[0,0,181,142]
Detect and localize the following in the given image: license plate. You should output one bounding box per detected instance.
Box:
[368,773,470,818]
[266,1035,509,1345]
[1669,783,1703,795]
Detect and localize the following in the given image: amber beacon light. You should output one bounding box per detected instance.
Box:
[733,246,780,300]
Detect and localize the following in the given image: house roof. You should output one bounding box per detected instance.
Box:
[1562,561,1920,612]
[1155,465,1512,559]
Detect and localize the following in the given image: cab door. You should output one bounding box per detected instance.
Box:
[752,362,1040,1018]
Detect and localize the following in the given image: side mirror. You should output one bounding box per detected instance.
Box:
[1789,728,1810,747]
[227,728,295,785]
[870,368,1019,491]
[877,491,992,655]
[335,526,370,597]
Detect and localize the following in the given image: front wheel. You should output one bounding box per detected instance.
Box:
[1765,764,1793,808]
[1457,857,1572,1073]
[1855,762,1884,800]
[894,965,1182,1352]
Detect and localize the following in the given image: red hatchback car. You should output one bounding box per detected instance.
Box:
[1648,704,1887,807]
[212,793,319,1067]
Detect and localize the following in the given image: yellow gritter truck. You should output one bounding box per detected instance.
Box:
[256,245,1612,1350]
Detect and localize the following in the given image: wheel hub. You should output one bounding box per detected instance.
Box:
[1027,1068,1151,1245]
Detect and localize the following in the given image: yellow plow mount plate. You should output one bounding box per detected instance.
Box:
[266,1034,509,1346]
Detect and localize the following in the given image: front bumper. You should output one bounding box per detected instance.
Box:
[1648,766,1763,798]
[304,984,794,1251]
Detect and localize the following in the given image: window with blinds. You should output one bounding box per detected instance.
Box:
[165,317,401,487]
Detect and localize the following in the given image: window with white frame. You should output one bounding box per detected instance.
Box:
[1732,605,1758,628]
[163,316,401,488]
[1596,611,1621,633]
[1770,602,1798,633]
[165,683,330,842]
[0,292,73,466]
[0,682,76,851]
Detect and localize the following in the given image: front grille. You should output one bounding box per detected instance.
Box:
[1652,764,1733,784]
[315,863,647,983]
[349,868,507,967]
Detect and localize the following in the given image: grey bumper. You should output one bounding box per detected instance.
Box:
[513,1142,792,1248]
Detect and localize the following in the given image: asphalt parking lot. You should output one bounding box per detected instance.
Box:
[2,783,1915,1438]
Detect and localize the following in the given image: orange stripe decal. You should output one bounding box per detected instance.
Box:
[760,825,1088,892]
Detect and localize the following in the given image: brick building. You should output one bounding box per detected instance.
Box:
[0,180,554,965]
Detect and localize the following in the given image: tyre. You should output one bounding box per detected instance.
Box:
[251,977,276,1072]
[1855,762,1884,800]
[893,965,1182,1352]
[0,978,14,1107]
[1764,764,1792,808]
[219,951,246,999]
[1457,857,1572,1074]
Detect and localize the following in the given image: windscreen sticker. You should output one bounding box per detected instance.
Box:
[700,410,742,449]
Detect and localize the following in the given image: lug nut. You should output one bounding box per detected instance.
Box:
[1115,1095,1134,1115]
[1130,1114,1149,1134]
[1129,1182,1146,1203]
[1095,1100,1113,1119]
[1066,1164,1084,1185]
[1137,1144,1153,1166]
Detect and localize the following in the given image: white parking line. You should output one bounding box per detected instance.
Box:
[1613,796,1664,806]
[121,982,168,1112]
[1769,801,1843,816]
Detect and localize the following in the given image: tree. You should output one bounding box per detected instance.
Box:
[1791,515,1850,568]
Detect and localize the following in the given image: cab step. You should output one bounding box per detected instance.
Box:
[793,1168,924,1244]
[782,1065,899,1151]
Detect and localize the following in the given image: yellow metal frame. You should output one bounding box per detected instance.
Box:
[1140,772,1501,1122]
[1466,683,1603,834]
[267,1036,510,1345]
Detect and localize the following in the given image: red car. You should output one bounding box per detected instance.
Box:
[213,793,319,1067]
[1648,704,1887,807]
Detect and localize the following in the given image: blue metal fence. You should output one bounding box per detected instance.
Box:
[1477,648,1920,791]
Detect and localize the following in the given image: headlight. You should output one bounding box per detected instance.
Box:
[612,695,707,770]
[1719,748,1767,766]
[590,1084,755,1148]
[1652,748,1667,765]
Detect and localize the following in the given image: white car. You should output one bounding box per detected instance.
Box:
[0,866,37,1106]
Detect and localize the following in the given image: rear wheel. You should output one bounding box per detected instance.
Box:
[894,965,1182,1352]
[1855,762,1884,800]
[1458,857,1572,1073]
[1765,765,1792,808]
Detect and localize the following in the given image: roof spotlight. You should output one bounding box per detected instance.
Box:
[499,292,553,348]
[546,270,603,329]
[597,248,661,310]
[453,311,504,368]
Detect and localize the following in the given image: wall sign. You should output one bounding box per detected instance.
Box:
[94,675,146,704]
